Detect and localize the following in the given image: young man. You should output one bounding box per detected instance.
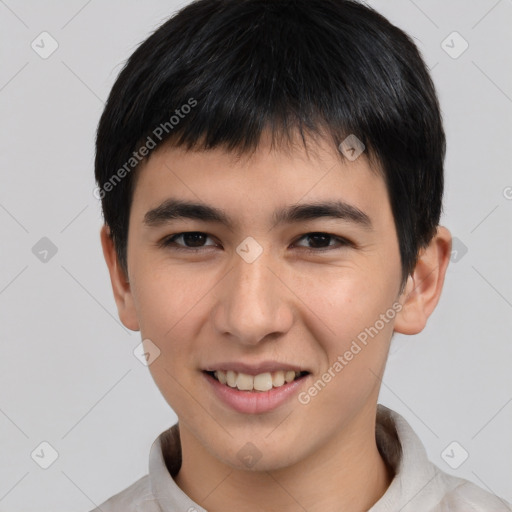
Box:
[92,0,511,510]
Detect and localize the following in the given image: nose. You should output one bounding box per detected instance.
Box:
[212,248,294,346]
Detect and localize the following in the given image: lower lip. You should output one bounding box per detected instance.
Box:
[203,372,308,414]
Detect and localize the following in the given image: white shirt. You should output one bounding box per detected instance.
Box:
[91,404,511,511]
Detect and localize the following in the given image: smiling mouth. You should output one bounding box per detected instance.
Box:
[204,369,309,392]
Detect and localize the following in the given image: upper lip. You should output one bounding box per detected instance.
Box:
[203,361,309,376]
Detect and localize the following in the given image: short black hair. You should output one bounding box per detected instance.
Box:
[95,0,445,291]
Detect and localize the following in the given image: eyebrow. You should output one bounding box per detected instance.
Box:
[143,198,373,231]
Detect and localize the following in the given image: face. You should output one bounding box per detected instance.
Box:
[118,131,407,470]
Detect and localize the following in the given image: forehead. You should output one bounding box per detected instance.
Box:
[129,132,390,232]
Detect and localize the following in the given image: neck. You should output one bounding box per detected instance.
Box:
[173,403,394,512]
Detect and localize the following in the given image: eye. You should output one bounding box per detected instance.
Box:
[158,231,352,253]
[159,232,218,251]
[293,232,352,252]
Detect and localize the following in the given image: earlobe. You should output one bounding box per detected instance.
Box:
[394,226,452,335]
[100,225,140,331]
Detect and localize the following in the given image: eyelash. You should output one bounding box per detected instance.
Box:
[158,231,353,254]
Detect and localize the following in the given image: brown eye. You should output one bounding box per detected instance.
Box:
[304,233,332,248]
[160,232,218,250]
[180,232,208,247]
[293,232,352,251]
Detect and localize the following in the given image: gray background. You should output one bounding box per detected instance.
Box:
[0,0,511,510]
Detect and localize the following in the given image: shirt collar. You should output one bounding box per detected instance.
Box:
[369,404,440,511]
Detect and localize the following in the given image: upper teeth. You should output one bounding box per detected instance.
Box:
[214,370,300,391]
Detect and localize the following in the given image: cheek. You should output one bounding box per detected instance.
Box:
[300,267,395,353]
[130,267,211,413]
[297,275,396,421]
[130,264,207,354]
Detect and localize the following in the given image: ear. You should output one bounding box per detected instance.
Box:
[100,224,140,331]
[394,226,452,335]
